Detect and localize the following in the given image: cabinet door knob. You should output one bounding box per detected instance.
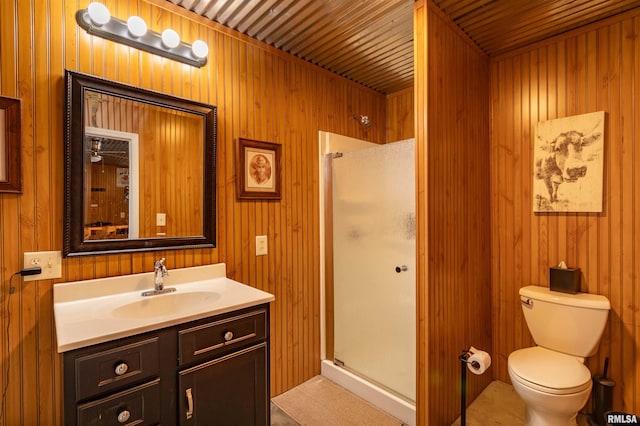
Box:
[114,362,129,376]
[224,331,234,342]
[117,409,131,423]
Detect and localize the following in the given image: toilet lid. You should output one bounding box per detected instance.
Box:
[508,347,591,394]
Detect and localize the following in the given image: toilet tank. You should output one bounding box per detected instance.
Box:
[519,285,610,357]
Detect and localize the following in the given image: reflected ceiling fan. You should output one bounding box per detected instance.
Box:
[88,137,128,164]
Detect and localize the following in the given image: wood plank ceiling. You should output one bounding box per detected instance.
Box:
[166,0,640,94]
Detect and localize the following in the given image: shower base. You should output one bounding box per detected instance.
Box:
[321,360,416,426]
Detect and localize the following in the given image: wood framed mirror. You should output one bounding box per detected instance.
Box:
[63,70,217,257]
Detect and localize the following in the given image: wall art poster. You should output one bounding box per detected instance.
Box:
[116,167,129,187]
[533,111,605,212]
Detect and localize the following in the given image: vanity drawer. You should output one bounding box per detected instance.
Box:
[179,308,267,366]
[75,337,160,402]
[77,379,161,426]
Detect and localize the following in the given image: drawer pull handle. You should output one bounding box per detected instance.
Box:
[117,409,131,423]
[224,332,256,346]
[114,362,129,376]
[186,388,194,420]
[193,333,257,356]
[224,331,234,341]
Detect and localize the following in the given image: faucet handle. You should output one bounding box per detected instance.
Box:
[155,257,168,278]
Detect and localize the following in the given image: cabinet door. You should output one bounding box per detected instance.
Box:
[178,343,268,426]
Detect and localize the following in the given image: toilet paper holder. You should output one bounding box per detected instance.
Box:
[459,348,491,426]
[459,350,479,426]
[460,351,480,370]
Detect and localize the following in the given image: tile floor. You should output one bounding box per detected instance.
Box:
[451,380,594,426]
[450,380,525,425]
[270,402,300,426]
[272,379,597,426]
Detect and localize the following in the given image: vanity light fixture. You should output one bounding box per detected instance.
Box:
[76,2,208,68]
[161,29,180,49]
[191,40,209,59]
[126,16,147,38]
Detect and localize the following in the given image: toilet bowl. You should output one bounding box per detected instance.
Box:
[508,286,610,426]
[508,346,592,426]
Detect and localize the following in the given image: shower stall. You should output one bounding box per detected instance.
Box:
[320,132,416,425]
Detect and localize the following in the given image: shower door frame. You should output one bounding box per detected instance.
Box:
[323,153,336,362]
[322,140,416,402]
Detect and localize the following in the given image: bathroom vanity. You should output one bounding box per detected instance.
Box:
[54,264,274,426]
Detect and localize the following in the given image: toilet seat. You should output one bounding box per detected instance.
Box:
[508,347,591,395]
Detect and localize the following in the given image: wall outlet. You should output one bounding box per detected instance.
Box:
[156,213,166,226]
[256,235,268,256]
[23,250,62,282]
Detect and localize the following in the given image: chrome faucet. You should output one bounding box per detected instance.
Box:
[142,258,175,296]
[154,258,169,291]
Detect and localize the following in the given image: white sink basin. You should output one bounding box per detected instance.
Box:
[110,290,221,319]
[53,263,275,352]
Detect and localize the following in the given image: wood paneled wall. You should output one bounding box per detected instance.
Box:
[414,2,492,424]
[137,107,204,238]
[490,9,640,414]
[386,87,414,142]
[0,0,386,424]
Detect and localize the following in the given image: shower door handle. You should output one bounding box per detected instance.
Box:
[395,265,408,273]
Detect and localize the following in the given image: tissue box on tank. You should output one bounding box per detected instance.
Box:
[549,267,580,294]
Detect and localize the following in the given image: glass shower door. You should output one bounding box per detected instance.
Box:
[332,139,415,401]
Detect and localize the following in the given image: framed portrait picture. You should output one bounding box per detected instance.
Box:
[236,138,281,200]
[0,96,21,193]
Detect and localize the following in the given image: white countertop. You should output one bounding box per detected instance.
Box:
[53,263,275,353]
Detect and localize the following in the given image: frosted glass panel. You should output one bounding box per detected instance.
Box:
[332,139,415,401]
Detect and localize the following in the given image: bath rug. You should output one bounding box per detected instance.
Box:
[272,375,403,426]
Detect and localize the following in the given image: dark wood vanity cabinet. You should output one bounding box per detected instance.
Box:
[63,305,270,426]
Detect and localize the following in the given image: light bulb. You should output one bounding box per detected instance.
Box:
[87,2,110,26]
[161,29,180,49]
[191,40,208,59]
[127,16,147,38]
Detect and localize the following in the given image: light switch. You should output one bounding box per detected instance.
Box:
[156,213,166,226]
[256,235,268,256]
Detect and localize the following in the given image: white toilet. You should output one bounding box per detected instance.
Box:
[508,285,610,426]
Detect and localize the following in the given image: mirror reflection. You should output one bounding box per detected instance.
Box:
[64,70,216,257]
[84,131,136,240]
[82,90,204,241]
